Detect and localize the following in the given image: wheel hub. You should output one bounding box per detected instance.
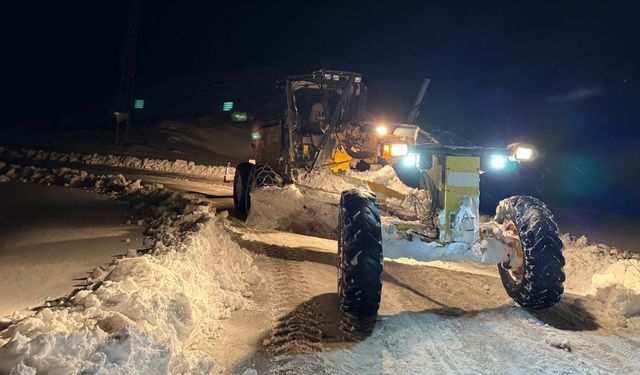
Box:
[503,221,524,283]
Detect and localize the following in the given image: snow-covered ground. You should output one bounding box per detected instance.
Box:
[0,164,260,373]
[2,150,640,374]
[223,224,640,374]
[0,182,143,317]
[246,166,640,320]
[0,146,233,180]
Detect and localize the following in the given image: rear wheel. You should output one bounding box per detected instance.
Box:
[233,162,253,219]
[495,196,565,309]
[337,189,383,332]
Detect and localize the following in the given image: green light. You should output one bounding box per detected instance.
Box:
[251,131,261,140]
[231,111,248,122]
[222,101,234,111]
[134,99,145,109]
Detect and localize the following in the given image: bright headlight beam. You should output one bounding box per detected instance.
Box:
[390,143,408,156]
[376,125,388,136]
[515,147,533,161]
[402,154,419,167]
[490,155,507,169]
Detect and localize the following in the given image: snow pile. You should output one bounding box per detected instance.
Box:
[247,166,425,238]
[562,234,640,317]
[345,165,415,195]
[247,185,340,239]
[0,146,232,179]
[0,164,260,373]
[297,165,414,196]
[314,307,640,374]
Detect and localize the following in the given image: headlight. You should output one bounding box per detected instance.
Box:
[390,143,408,156]
[514,146,533,161]
[376,124,388,136]
[508,143,536,161]
[490,155,508,169]
[402,154,420,167]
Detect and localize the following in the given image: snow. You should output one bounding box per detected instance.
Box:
[246,166,429,238]
[0,182,143,317]
[244,164,640,318]
[4,149,640,373]
[313,307,640,374]
[344,165,415,195]
[247,184,340,239]
[562,234,640,317]
[0,164,260,373]
[0,146,232,179]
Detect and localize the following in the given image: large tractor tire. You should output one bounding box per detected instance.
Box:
[233,162,254,219]
[495,196,565,309]
[337,189,383,332]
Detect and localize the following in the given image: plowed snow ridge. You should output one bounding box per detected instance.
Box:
[0,146,232,178]
[0,164,260,373]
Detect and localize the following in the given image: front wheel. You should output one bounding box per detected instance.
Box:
[495,196,565,309]
[337,189,383,332]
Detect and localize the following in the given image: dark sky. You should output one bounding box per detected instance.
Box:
[0,1,639,214]
[2,1,638,145]
[1,1,638,149]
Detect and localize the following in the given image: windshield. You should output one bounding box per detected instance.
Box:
[291,80,361,133]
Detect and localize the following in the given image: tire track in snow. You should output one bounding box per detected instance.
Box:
[261,245,327,374]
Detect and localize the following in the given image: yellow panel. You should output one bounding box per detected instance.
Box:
[442,156,480,238]
[329,147,352,173]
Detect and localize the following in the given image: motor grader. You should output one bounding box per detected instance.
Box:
[234,70,565,330]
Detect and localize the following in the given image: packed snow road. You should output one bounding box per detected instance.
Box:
[211,224,640,374]
[0,182,142,318]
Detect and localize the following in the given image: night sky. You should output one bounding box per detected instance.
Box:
[1,1,639,214]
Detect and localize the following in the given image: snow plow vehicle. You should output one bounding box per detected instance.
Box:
[234,70,565,330]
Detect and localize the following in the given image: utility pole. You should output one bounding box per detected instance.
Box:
[114,0,141,144]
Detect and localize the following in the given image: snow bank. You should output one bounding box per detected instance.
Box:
[246,185,340,239]
[0,164,260,373]
[298,165,414,196]
[562,234,640,317]
[0,146,231,179]
[247,166,426,238]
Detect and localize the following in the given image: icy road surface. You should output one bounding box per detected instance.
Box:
[0,182,142,317]
[209,225,640,375]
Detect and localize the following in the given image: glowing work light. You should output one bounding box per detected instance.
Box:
[376,124,388,136]
[231,112,248,122]
[508,143,536,161]
[402,154,420,168]
[490,155,508,169]
[514,146,533,161]
[390,143,408,156]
